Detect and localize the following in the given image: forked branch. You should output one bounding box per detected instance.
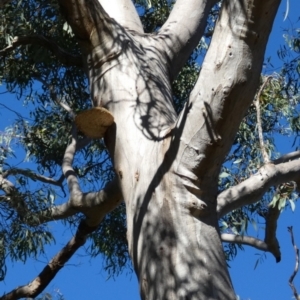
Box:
[217,155,300,218]
[37,125,122,226]
[0,126,123,299]
[0,124,122,226]
[221,201,281,262]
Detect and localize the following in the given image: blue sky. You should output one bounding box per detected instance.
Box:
[1,1,300,299]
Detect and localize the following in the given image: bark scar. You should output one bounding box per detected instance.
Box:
[118,170,123,179]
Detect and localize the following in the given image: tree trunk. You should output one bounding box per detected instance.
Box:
[90,31,235,299]
[58,0,281,298]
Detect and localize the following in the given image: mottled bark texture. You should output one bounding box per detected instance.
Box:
[57,0,282,299]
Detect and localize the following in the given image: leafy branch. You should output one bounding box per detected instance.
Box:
[217,153,300,217]
[0,123,123,298]
[0,35,83,68]
[3,168,64,188]
[0,125,122,226]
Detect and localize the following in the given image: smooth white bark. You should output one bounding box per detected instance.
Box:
[221,233,269,251]
[158,0,218,78]
[217,159,300,218]
[99,0,144,33]
[176,0,281,184]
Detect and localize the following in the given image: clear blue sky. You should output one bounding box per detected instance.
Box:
[1,1,300,299]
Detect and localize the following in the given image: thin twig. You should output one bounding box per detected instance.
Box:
[288,226,300,300]
[50,86,76,119]
[255,76,272,164]
[3,168,64,187]
[35,76,76,119]
[0,175,29,217]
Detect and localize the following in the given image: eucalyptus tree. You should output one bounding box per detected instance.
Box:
[0,0,300,299]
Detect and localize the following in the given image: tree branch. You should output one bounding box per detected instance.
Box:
[0,123,122,298]
[33,124,122,226]
[158,0,217,79]
[264,202,281,262]
[221,233,269,251]
[221,231,280,262]
[57,0,128,103]
[1,124,122,227]
[3,168,64,188]
[36,176,122,227]
[175,0,281,184]
[58,0,121,50]
[288,226,300,300]
[255,76,272,164]
[273,150,300,164]
[0,171,122,227]
[221,198,282,263]
[217,158,300,218]
[221,199,282,263]
[98,0,143,33]
[0,220,97,300]
[62,125,83,198]
[0,35,83,68]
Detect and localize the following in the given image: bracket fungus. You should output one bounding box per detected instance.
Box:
[75,107,114,138]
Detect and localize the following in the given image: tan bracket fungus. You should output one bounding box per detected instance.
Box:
[75,107,114,138]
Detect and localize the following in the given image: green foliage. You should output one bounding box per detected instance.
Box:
[0,0,81,94]
[138,0,172,32]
